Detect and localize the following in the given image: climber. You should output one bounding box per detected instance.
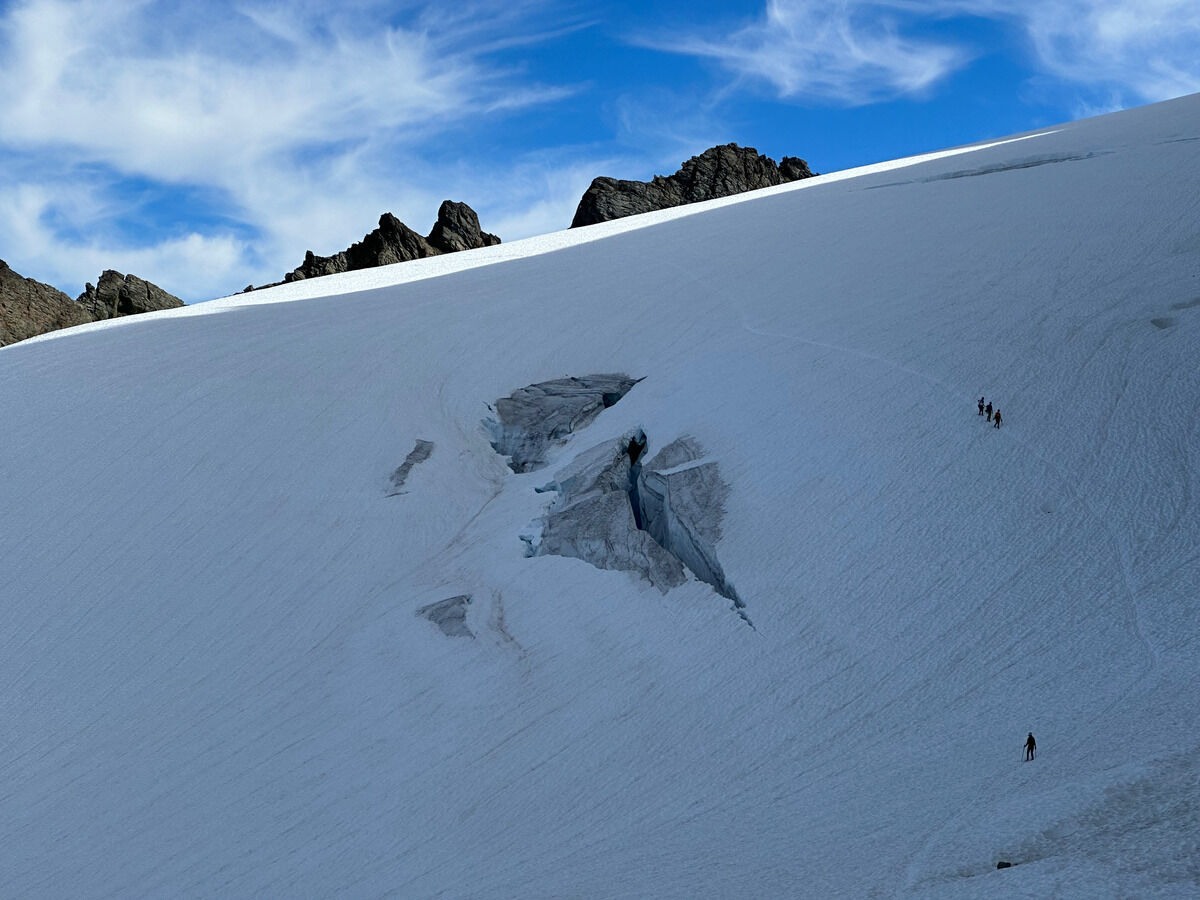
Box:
[1024,732,1036,761]
[986,401,993,422]
[993,409,1003,428]
[978,396,985,416]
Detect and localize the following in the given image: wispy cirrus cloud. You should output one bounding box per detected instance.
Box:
[993,0,1200,105]
[647,0,1200,109]
[639,1,971,106]
[0,0,586,299]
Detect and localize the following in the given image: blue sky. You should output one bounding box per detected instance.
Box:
[1,0,1197,301]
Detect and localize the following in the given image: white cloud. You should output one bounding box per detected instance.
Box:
[1006,0,1200,103]
[642,1,971,106]
[0,0,574,176]
[0,171,252,299]
[651,0,1200,108]
[482,162,600,240]
[0,0,582,299]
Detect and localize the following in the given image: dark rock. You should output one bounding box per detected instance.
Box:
[76,270,183,319]
[0,259,92,347]
[996,861,1013,869]
[1,261,182,348]
[427,200,501,254]
[779,156,817,182]
[571,143,817,228]
[284,212,435,283]
[282,201,500,285]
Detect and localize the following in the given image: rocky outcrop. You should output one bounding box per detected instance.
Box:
[571,143,816,227]
[76,270,183,319]
[281,201,500,285]
[1,261,182,348]
[778,156,815,183]
[427,201,500,254]
[1,260,93,347]
[285,213,434,283]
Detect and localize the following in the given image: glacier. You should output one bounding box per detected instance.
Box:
[1,94,1200,897]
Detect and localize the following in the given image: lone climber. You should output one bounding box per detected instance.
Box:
[986,401,993,422]
[1024,732,1036,761]
[993,409,1003,428]
[978,396,985,416]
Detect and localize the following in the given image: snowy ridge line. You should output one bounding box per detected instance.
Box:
[8,132,1058,353]
[197,133,1051,309]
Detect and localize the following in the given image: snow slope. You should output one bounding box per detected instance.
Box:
[2,94,1199,898]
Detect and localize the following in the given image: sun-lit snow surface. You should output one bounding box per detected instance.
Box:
[2,96,1200,898]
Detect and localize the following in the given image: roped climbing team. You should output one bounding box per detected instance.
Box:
[977,396,1002,428]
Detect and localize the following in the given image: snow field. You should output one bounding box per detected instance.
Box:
[1,94,1199,896]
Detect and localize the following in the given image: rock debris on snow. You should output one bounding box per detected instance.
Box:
[387,439,434,495]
